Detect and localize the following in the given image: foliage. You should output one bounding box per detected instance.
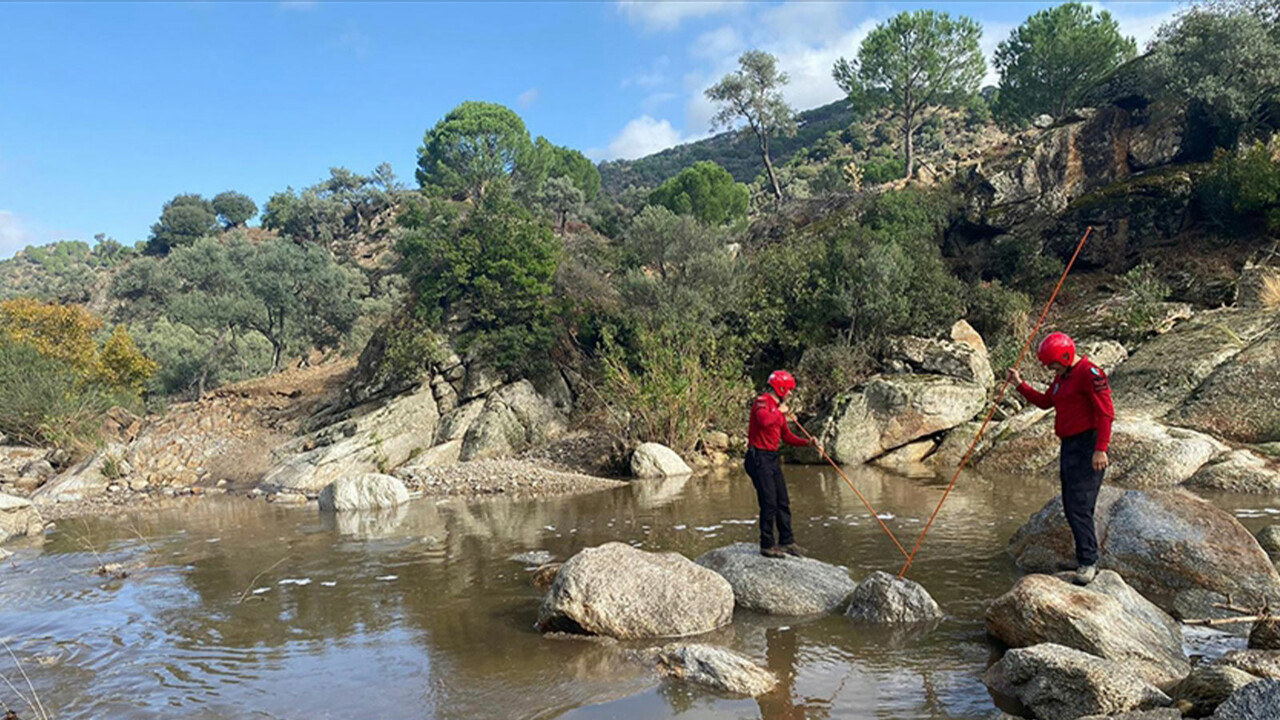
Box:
[538,139,602,202]
[795,343,877,407]
[647,161,749,226]
[211,191,258,228]
[416,101,536,201]
[397,190,561,376]
[834,10,985,177]
[858,156,907,185]
[261,165,401,248]
[1197,143,1280,232]
[993,3,1137,122]
[541,176,586,232]
[706,51,798,200]
[0,298,154,389]
[983,234,1064,294]
[1117,262,1172,341]
[147,193,219,255]
[0,238,136,303]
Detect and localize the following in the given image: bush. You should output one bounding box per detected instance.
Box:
[983,234,1064,293]
[859,156,906,184]
[1117,262,1171,340]
[795,342,877,403]
[648,161,749,226]
[1197,144,1280,232]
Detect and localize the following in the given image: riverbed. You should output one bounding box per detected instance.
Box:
[2,465,1273,719]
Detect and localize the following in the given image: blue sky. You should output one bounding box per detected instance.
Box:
[0,1,1178,258]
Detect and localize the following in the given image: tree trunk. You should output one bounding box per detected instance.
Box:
[270,339,283,373]
[763,151,783,201]
[904,114,915,180]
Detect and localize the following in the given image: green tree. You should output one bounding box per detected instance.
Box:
[706,51,797,201]
[545,143,602,202]
[147,193,219,255]
[416,101,535,201]
[212,191,258,228]
[541,176,585,232]
[648,161,749,226]
[994,3,1136,121]
[834,10,986,178]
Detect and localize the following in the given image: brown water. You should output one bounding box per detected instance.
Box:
[3,466,1276,720]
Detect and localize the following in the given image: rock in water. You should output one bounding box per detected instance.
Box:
[1174,664,1260,717]
[537,542,733,639]
[984,644,1172,720]
[820,375,987,465]
[630,443,692,479]
[510,550,555,566]
[651,644,777,696]
[1008,488,1280,614]
[1210,678,1280,719]
[695,543,855,615]
[317,473,410,512]
[845,571,942,623]
[1256,526,1280,561]
[1186,450,1280,494]
[1078,711,1182,720]
[1250,618,1280,650]
[985,572,1189,689]
[0,492,42,544]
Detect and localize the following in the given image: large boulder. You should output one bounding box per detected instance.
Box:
[317,473,410,512]
[650,643,777,697]
[1219,650,1280,680]
[1185,450,1280,494]
[1256,526,1280,561]
[1173,325,1280,444]
[1174,664,1260,718]
[631,443,692,479]
[537,543,734,640]
[845,571,942,623]
[984,643,1172,720]
[882,326,994,387]
[985,572,1189,689]
[1009,488,1280,613]
[695,543,855,615]
[459,381,566,462]
[1210,679,1280,720]
[262,385,439,493]
[819,374,987,465]
[0,492,42,544]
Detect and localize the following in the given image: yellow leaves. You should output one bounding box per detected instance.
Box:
[0,298,156,394]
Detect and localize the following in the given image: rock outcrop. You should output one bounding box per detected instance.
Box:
[695,543,855,615]
[459,381,566,461]
[1186,450,1280,494]
[844,571,942,623]
[650,644,777,696]
[0,492,42,544]
[317,473,410,512]
[537,543,734,639]
[631,443,692,479]
[1173,324,1280,445]
[985,643,1172,720]
[1210,678,1280,720]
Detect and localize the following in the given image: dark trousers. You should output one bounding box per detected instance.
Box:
[1060,431,1105,566]
[745,447,794,550]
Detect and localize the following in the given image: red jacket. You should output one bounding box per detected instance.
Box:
[1016,357,1116,452]
[748,393,811,451]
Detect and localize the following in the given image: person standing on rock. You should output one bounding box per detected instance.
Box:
[747,370,818,559]
[1006,332,1114,586]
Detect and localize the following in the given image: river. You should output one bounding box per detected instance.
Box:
[2,464,1274,719]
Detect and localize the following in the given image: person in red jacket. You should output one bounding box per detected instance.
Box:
[1007,332,1115,585]
[747,370,818,559]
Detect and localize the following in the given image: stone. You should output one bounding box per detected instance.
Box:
[128,479,149,493]
[459,381,566,462]
[1079,339,1130,373]
[270,492,308,505]
[1128,102,1187,171]
[630,443,692,479]
[1236,264,1280,310]
[1078,711,1182,720]
[32,443,128,503]
[1033,114,1055,129]
[985,571,1189,689]
[1173,324,1280,445]
[819,374,988,465]
[984,644,1172,720]
[317,473,410,512]
[845,571,942,623]
[531,563,561,591]
[1210,678,1280,719]
[694,543,856,615]
[1175,664,1261,718]
[461,362,503,401]
[1186,450,1280,494]
[262,384,439,493]
[874,438,938,475]
[511,550,555,566]
[18,459,55,482]
[1250,618,1280,651]
[1257,526,1280,561]
[651,643,777,697]
[1174,589,1253,638]
[951,319,988,357]
[435,400,485,445]
[882,332,994,387]
[1008,488,1280,614]
[0,492,42,544]
[703,431,731,452]
[530,367,574,415]
[537,542,734,640]
[1219,650,1280,680]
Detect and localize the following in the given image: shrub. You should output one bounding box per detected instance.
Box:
[648,161,749,226]
[1197,144,1280,232]
[859,156,906,184]
[795,342,877,403]
[1117,262,1171,339]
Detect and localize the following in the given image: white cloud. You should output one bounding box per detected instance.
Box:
[642,91,679,112]
[593,115,688,160]
[517,87,540,108]
[1095,1,1179,52]
[0,210,34,259]
[980,20,1017,87]
[691,26,743,61]
[618,1,743,32]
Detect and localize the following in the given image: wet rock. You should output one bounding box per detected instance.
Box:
[1078,711,1182,720]
[1008,488,1280,613]
[511,550,555,566]
[1186,450,1280,494]
[1210,678,1280,719]
[1219,650,1280,679]
[845,571,941,623]
[1174,589,1252,638]
[0,492,42,544]
[695,543,855,615]
[984,643,1172,720]
[1250,618,1280,650]
[269,492,308,505]
[650,643,777,697]
[1175,664,1261,717]
[985,571,1189,689]
[531,563,562,591]
[317,473,410,512]
[630,443,692,479]
[459,381,566,462]
[538,542,733,639]
[325,504,407,539]
[1256,526,1280,561]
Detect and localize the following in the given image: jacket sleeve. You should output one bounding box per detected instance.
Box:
[1016,382,1054,409]
[1088,369,1116,452]
[780,418,810,447]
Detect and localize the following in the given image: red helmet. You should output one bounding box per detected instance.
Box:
[1037,332,1076,367]
[767,370,797,399]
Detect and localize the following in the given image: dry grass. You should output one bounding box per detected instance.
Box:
[1261,270,1280,310]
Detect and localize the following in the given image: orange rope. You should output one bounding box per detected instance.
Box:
[896,226,1094,579]
[792,418,910,559]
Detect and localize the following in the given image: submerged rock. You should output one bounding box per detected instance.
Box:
[695,543,855,615]
[985,571,1189,689]
[1210,678,1280,719]
[1174,663,1260,718]
[317,473,410,512]
[650,643,777,697]
[537,542,733,639]
[630,443,692,479]
[984,643,1172,720]
[844,571,942,623]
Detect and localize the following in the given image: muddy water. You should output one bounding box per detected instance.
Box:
[3,466,1275,720]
